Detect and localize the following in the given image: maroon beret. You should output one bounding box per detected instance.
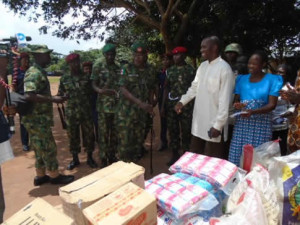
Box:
[65,53,80,63]
[172,46,187,54]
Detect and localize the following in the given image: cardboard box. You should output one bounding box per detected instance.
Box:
[83,182,157,225]
[59,161,145,225]
[2,198,74,225]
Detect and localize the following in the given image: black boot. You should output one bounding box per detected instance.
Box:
[34,175,50,186]
[50,174,74,185]
[87,153,98,168]
[67,153,80,170]
[166,152,180,167]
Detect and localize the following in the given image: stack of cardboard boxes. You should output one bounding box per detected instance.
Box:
[2,161,158,225]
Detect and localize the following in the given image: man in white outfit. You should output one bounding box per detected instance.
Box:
[175,36,234,159]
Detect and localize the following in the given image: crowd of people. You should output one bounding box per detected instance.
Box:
[1,35,300,223]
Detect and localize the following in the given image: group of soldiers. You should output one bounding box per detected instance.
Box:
[16,37,250,186]
[18,41,196,186]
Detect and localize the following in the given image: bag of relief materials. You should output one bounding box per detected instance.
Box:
[209,186,268,225]
[268,150,300,225]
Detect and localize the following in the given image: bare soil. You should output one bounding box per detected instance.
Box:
[3,81,172,220]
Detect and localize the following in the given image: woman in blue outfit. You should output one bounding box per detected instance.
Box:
[228,51,283,165]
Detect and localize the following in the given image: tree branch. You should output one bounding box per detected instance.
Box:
[164,0,174,18]
[154,0,164,15]
[134,0,151,15]
[170,0,182,16]
[173,0,198,45]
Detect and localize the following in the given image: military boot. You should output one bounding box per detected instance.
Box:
[50,174,75,185]
[67,153,80,170]
[34,168,50,186]
[87,153,98,168]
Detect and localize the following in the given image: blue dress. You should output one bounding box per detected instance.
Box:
[228,73,283,165]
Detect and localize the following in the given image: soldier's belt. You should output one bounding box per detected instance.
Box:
[168,92,179,101]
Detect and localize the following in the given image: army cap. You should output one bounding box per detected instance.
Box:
[131,41,147,53]
[102,43,116,54]
[28,44,53,54]
[224,43,242,54]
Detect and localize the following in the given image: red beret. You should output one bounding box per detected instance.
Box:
[20,52,29,59]
[82,61,93,67]
[172,46,187,54]
[66,53,80,63]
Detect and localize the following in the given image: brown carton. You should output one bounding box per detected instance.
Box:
[2,198,74,225]
[83,182,157,225]
[59,161,145,225]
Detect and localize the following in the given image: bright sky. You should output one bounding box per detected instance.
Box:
[0,4,105,55]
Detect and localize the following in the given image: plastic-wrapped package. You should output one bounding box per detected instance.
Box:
[209,187,268,225]
[226,165,279,225]
[173,173,225,220]
[268,150,300,225]
[240,140,280,171]
[145,174,218,220]
[157,208,209,225]
[169,152,243,195]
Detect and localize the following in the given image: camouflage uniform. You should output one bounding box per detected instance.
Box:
[57,73,94,155]
[22,63,58,171]
[166,64,195,154]
[91,59,120,162]
[117,63,157,162]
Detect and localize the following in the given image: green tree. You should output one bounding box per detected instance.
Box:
[3,0,300,57]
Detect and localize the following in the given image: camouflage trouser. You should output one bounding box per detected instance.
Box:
[98,112,117,161]
[167,103,193,153]
[66,117,94,154]
[23,123,58,171]
[117,121,145,162]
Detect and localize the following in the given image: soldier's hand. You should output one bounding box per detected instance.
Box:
[174,102,183,114]
[139,102,153,114]
[51,96,66,104]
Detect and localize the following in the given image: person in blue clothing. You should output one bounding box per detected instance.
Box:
[228,50,283,165]
[14,52,30,151]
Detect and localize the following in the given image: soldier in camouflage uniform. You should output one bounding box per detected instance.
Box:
[23,45,74,185]
[57,53,97,170]
[117,42,157,162]
[91,44,120,167]
[161,46,195,166]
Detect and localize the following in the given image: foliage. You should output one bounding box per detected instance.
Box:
[3,0,300,60]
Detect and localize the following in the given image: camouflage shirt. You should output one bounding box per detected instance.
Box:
[90,60,120,113]
[22,63,54,126]
[58,72,92,118]
[117,63,157,124]
[119,63,157,106]
[166,63,195,106]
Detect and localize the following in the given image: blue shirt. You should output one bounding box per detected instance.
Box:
[235,73,283,104]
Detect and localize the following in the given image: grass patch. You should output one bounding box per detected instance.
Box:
[48,76,61,84]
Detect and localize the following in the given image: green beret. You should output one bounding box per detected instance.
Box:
[131,41,147,53]
[224,43,242,54]
[28,44,53,54]
[102,43,116,54]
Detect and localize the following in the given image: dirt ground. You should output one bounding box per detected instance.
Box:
[2,81,173,220]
